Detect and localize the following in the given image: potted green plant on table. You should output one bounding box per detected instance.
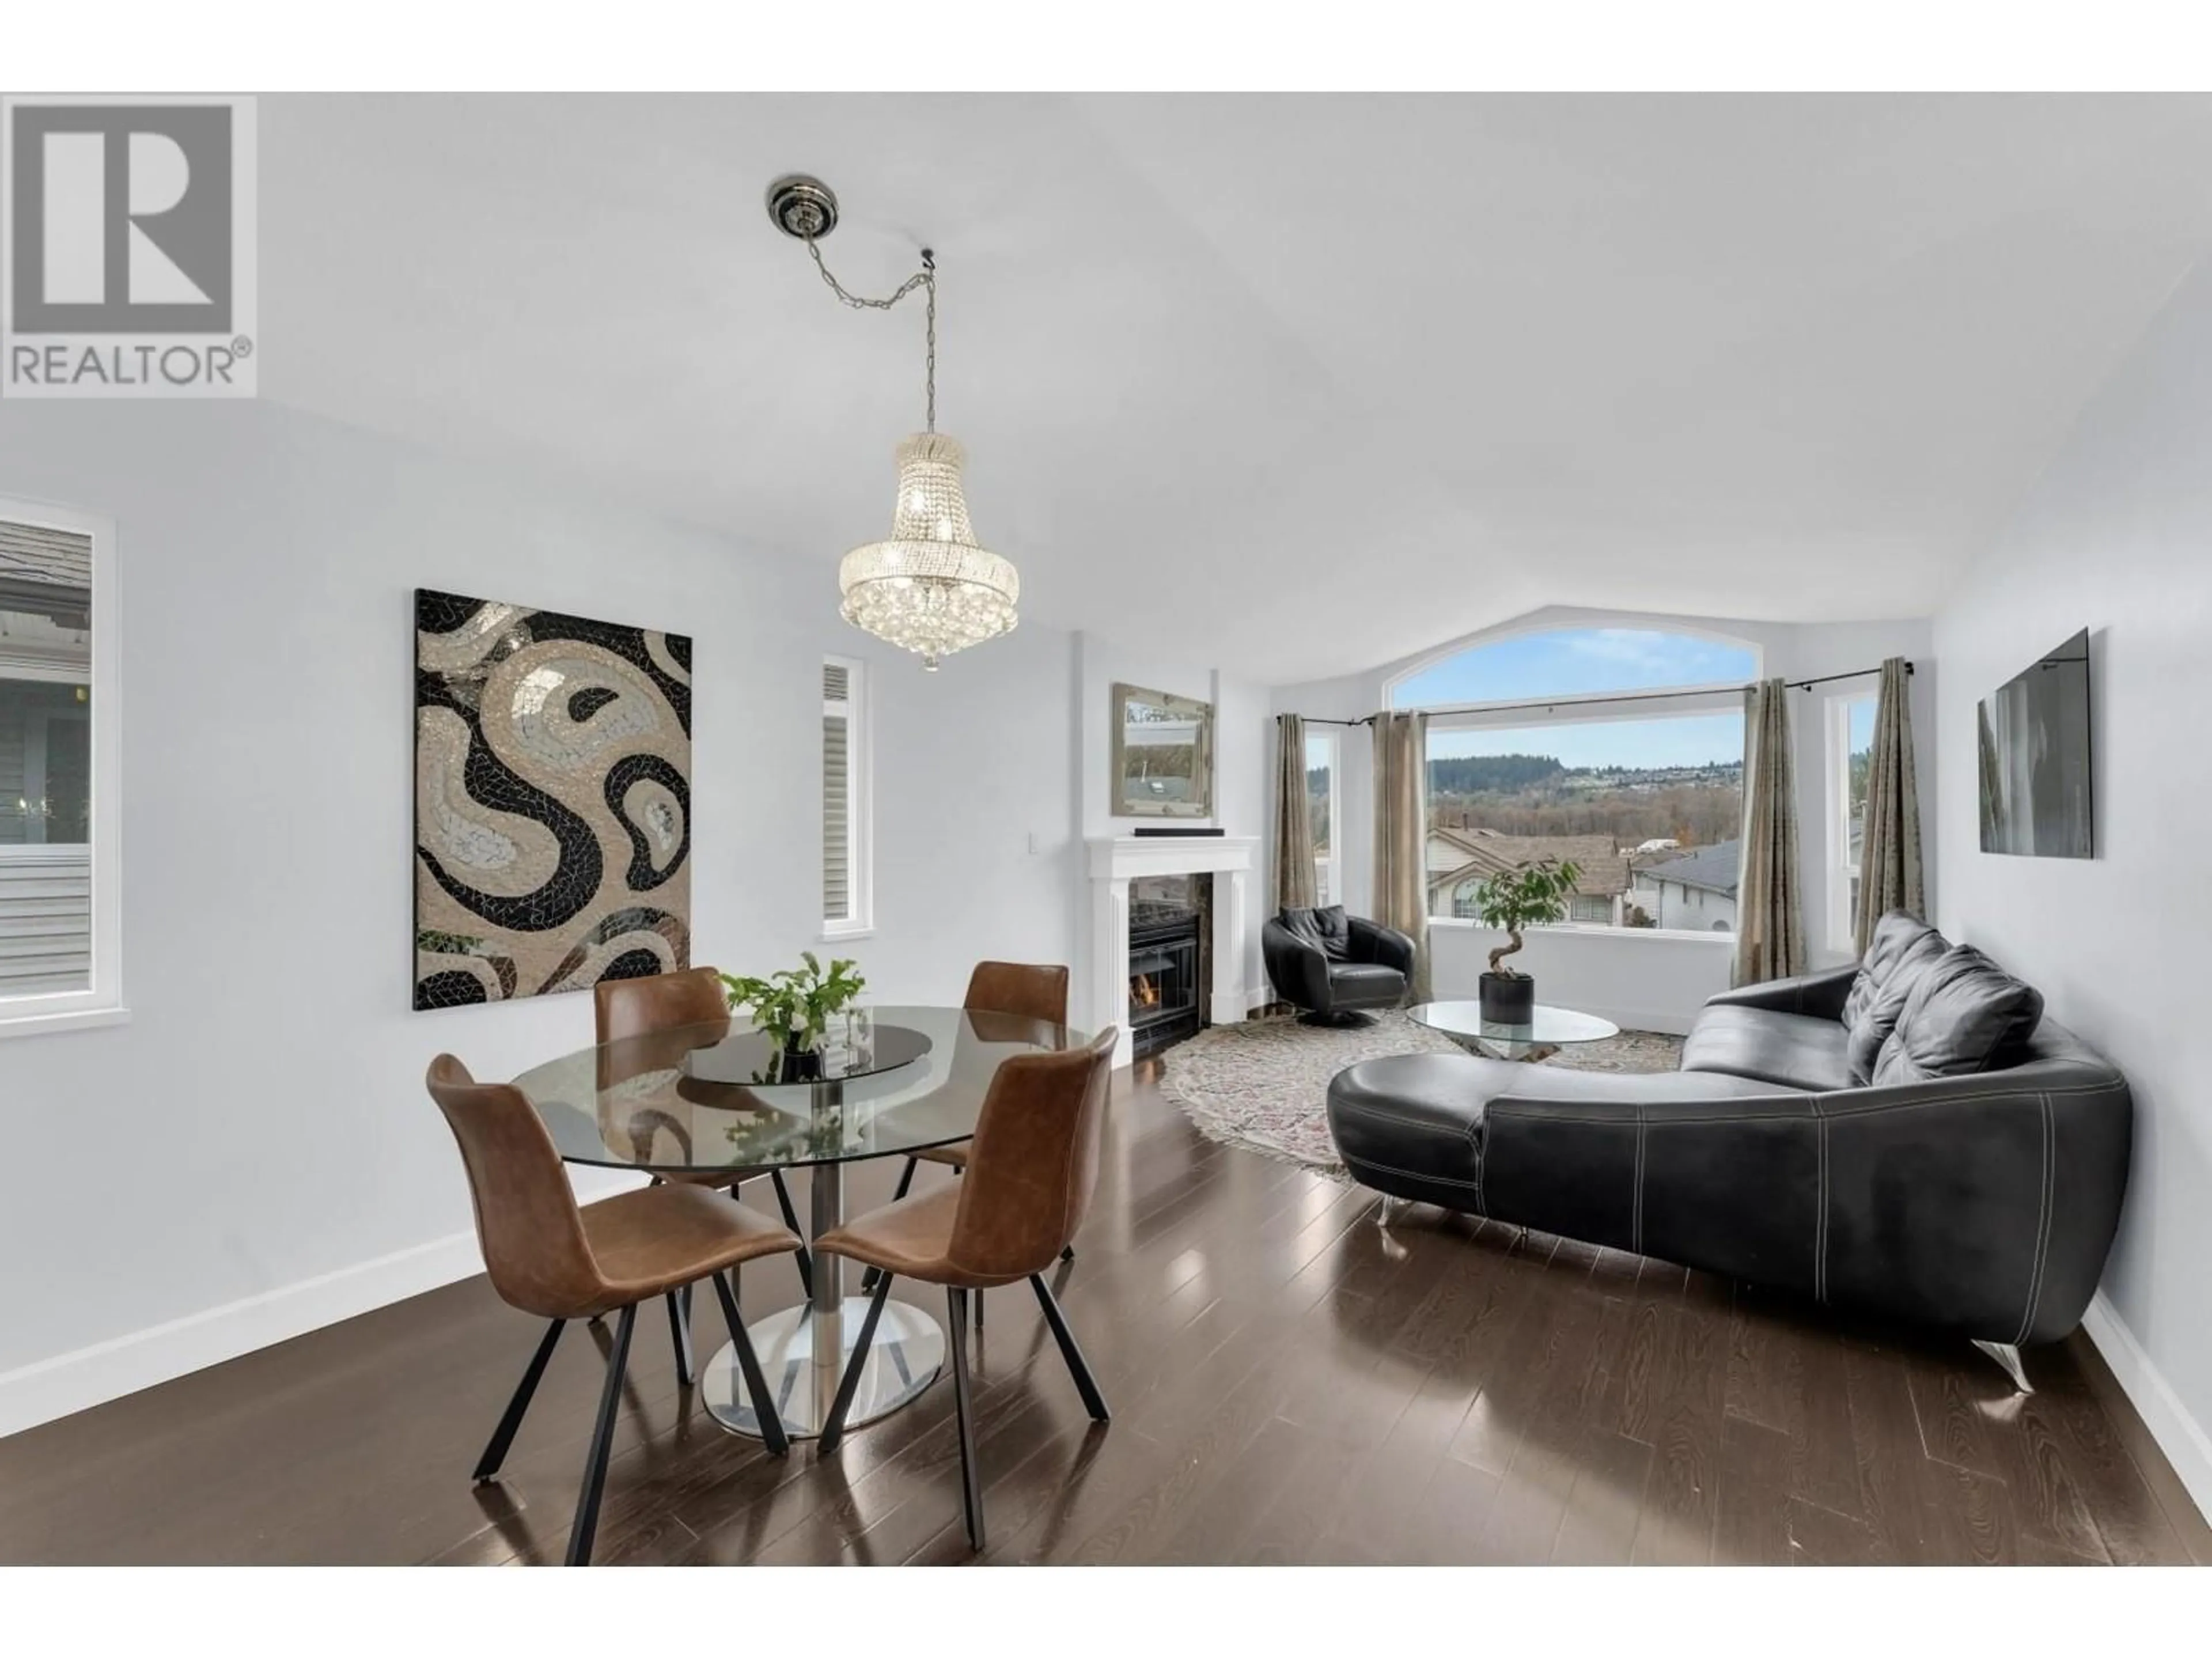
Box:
[1472,857,1581,1026]
[718,952,866,1074]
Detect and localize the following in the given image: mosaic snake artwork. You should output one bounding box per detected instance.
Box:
[412,588,692,1010]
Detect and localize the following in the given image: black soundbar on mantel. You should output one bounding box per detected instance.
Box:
[1131,826,1226,838]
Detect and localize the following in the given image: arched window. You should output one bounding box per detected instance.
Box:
[1395,624,1759,935]
[1391,627,1756,709]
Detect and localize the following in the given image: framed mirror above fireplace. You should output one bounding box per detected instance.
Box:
[1111,681,1214,818]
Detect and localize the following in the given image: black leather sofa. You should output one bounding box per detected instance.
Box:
[1325,914,2131,1348]
[1263,904,1417,1024]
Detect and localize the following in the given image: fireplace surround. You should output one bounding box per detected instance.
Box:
[1127,874,1210,1058]
[1086,834,1255,1067]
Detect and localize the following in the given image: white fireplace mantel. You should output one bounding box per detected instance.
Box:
[1086,834,1257,1067]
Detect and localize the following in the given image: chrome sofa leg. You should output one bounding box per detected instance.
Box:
[1972,1338,2034,1395]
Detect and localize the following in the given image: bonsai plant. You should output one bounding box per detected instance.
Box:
[718,952,866,1059]
[1471,857,1581,1025]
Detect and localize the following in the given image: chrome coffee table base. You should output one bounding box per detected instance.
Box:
[1445,1034,1560,1063]
[703,1300,945,1440]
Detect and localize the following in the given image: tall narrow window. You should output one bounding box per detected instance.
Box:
[1,498,119,1033]
[822,657,871,936]
[1305,729,1339,907]
[1828,692,1877,953]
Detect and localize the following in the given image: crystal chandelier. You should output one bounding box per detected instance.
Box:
[770,176,1019,671]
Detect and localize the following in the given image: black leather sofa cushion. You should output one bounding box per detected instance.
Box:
[1845,925,1950,1082]
[1842,911,1946,1029]
[1681,1003,1855,1092]
[1872,944,2046,1086]
[1281,904,1353,961]
[1328,963,1406,1001]
[1328,1053,1785,1218]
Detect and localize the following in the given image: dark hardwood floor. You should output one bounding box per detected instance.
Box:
[2,1062,2205,1566]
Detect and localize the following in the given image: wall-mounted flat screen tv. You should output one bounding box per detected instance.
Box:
[1978,628,2093,858]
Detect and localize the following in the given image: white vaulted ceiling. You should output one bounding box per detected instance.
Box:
[259,92,2212,683]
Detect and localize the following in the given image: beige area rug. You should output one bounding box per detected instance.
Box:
[1156,1010,1685,1175]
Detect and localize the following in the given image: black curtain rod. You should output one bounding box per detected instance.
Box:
[1289,661,1912,726]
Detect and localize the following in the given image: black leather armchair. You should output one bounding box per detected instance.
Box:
[1263,904,1416,1024]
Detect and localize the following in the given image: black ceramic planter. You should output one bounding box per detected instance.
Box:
[775,1035,823,1081]
[1479,971,1535,1026]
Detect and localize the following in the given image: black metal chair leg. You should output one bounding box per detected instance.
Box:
[767,1170,816,1300]
[947,1286,985,1551]
[1031,1274,1109,1421]
[474,1318,565,1482]
[709,1270,789,1457]
[862,1160,921,1293]
[819,1271,895,1454]
[566,1301,636,1566]
[975,1281,984,1330]
[1061,1244,1077,1263]
[665,1290,694,1388]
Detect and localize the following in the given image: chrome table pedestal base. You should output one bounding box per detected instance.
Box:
[703,1093,948,1441]
[703,1300,945,1439]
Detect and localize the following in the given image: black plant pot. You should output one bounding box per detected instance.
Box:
[1479,971,1535,1027]
[776,1035,823,1081]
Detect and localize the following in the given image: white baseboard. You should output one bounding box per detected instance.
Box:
[0,1167,643,1441]
[2081,1290,2212,1525]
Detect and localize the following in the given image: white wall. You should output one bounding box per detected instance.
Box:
[1073,631,1268,1018]
[1642,880,1737,935]
[0,400,1077,1434]
[1430,923,1734,1036]
[1932,255,2212,1517]
[855,622,1078,1003]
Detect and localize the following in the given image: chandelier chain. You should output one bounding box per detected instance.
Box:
[805,237,938,433]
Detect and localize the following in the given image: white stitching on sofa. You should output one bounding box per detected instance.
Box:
[1342,1156,1487,1211]
[1332,1102,1478,1137]
[1632,1105,1646,1255]
[2014,1092,2055,1347]
[1815,1082,2122,1119]
[1815,1100,1829,1304]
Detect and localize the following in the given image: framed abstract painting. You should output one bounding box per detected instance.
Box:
[413,588,692,1010]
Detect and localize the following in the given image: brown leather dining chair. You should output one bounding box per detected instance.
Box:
[595,968,817,1333]
[813,1024,1119,1552]
[426,1055,802,1565]
[863,961,1075,1321]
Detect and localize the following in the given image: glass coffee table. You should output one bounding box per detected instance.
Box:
[1406,1000,1621,1063]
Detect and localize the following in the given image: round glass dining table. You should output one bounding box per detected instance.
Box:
[510,1003,1084,1441]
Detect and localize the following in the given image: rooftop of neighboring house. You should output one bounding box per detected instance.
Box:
[0,522,93,593]
[1638,838,1743,898]
[1425,828,1630,899]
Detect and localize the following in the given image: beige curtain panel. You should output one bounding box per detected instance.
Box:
[1371,709,1431,1001]
[1735,679,1806,986]
[1273,713,1317,911]
[1853,657,1925,955]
